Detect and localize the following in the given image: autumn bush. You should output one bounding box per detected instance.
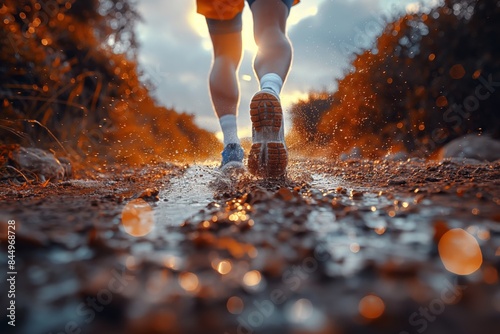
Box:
[290,0,500,158]
[0,0,219,166]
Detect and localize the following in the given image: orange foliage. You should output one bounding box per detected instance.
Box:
[111,94,220,164]
[0,0,219,165]
[291,0,500,158]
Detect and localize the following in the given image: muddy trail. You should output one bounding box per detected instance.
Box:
[1,158,500,334]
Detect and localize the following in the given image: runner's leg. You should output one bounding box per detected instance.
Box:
[250,0,292,84]
[207,16,243,147]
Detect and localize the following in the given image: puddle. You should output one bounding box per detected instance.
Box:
[155,165,219,226]
[306,172,435,275]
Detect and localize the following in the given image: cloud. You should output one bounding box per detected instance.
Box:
[136,1,216,129]
[286,0,385,93]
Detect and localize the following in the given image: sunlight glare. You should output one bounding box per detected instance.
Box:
[216,126,252,143]
[406,3,420,14]
[281,91,309,108]
[241,8,257,53]
[188,2,319,54]
[187,5,257,53]
[187,10,212,50]
[288,5,318,26]
[280,90,309,120]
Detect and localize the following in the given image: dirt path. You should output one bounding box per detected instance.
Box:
[1,158,500,334]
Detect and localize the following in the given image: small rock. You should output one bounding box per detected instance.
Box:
[57,156,72,177]
[339,147,362,161]
[388,178,407,186]
[191,231,215,248]
[275,187,294,201]
[330,199,345,210]
[11,147,66,181]
[248,189,271,204]
[350,190,364,198]
[336,187,347,195]
[138,187,159,201]
[384,151,409,161]
[439,134,500,161]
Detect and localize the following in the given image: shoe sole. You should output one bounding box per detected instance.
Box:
[248,92,288,178]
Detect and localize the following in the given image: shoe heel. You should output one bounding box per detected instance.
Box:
[248,142,287,178]
[248,143,262,176]
[249,91,288,177]
[266,142,287,178]
[250,92,282,139]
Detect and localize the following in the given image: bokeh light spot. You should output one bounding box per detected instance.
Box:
[438,228,482,275]
[483,265,498,284]
[121,198,155,237]
[243,270,261,287]
[450,64,466,79]
[359,294,385,320]
[217,260,232,275]
[290,298,314,321]
[179,272,199,292]
[227,296,244,314]
[436,96,448,107]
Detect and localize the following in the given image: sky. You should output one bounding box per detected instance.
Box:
[136,0,436,141]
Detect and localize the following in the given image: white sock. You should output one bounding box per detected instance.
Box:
[219,114,240,146]
[260,73,283,96]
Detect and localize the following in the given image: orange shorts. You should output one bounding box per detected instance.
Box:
[197,0,300,20]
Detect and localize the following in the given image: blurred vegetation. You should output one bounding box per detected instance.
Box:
[0,0,219,166]
[290,0,500,158]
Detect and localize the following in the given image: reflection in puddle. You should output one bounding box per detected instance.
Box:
[308,172,435,276]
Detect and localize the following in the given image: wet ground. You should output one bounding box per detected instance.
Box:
[1,158,500,334]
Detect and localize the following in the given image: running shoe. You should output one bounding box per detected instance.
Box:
[220,143,244,169]
[248,90,288,177]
